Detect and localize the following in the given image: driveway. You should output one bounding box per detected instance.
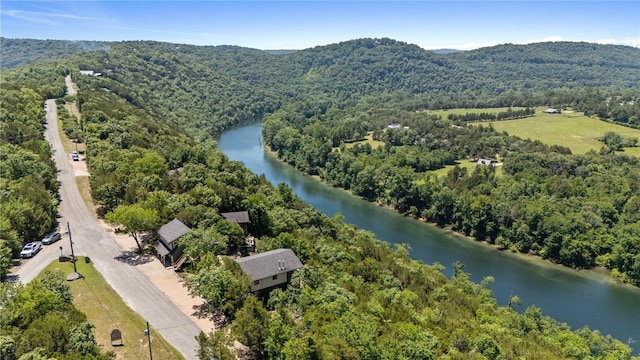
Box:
[9,98,202,359]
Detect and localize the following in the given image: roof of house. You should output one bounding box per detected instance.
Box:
[221,211,250,224]
[158,219,190,244]
[154,241,171,257]
[235,248,303,280]
[477,158,492,165]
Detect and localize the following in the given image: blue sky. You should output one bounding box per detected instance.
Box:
[2,1,639,50]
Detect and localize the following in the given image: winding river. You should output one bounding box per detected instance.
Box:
[219,123,640,353]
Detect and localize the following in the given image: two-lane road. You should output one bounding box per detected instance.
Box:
[11,98,201,359]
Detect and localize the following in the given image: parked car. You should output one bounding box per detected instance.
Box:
[42,231,61,245]
[72,151,79,161]
[20,242,43,258]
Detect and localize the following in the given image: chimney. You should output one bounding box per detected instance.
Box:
[282,260,286,270]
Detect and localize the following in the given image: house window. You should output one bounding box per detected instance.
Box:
[253,280,260,285]
[272,275,278,280]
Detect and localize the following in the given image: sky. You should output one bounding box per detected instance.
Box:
[1,1,639,51]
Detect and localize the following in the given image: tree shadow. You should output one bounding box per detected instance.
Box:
[191,303,230,329]
[114,251,154,266]
[2,274,19,283]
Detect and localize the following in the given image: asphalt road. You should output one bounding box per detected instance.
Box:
[10,98,201,359]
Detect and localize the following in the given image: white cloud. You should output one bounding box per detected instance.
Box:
[420,34,640,52]
[1,9,113,25]
[454,41,502,51]
[1,9,56,24]
[596,36,640,48]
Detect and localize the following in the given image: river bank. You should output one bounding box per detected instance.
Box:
[263,144,636,289]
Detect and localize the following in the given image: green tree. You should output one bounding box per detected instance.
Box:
[105,204,160,252]
[474,334,502,360]
[0,335,16,360]
[231,295,270,357]
[263,309,296,360]
[186,255,250,317]
[196,331,234,360]
[68,322,100,356]
[0,240,13,280]
[38,270,72,303]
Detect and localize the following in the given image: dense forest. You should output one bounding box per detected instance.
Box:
[1,38,640,358]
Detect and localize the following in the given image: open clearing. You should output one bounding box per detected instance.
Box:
[427,160,504,179]
[469,108,640,155]
[39,259,185,360]
[343,132,385,150]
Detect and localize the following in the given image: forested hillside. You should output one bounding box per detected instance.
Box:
[1,38,639,358]
[3,38,638,138]
[0,38,108,70]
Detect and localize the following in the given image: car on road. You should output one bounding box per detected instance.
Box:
[42,231,61,245]
[72,151,79,161]
[20,242,43,258]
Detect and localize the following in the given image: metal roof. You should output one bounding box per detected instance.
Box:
[235,248,303,280]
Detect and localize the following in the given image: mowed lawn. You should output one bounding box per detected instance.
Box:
[39,259,185,360]
[343,132,385,150]
[426,160,504,179]
[471,109,640,155]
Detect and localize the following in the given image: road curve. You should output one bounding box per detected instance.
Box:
[11,98,201,359]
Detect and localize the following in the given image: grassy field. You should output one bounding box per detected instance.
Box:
[470,108,640,155]
[343,132,385,150]
[39,259,185,360]
[425,160,504,179]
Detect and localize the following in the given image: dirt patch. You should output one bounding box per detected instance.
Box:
[65,102,81,121]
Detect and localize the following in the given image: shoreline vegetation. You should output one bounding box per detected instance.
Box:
[263,145,638,289]
[261,96,640,288]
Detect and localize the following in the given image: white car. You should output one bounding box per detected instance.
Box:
[20,242,43,258]
[72,151,79,161]
[42,231,61,245]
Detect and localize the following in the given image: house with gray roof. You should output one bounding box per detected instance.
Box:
[221,211,251,234]
[235,248,303,292]
[155,218,190,266]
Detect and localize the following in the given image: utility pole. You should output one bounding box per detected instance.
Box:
[144,321,153,360]
[67,222,77,273]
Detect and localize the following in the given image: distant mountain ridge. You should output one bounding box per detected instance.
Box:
[2,37,639,138]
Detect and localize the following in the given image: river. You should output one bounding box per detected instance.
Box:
[219,123,640,353]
